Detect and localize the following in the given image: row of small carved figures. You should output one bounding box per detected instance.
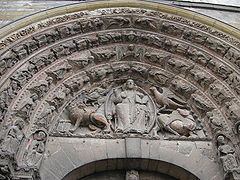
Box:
[0,32,239,132]
[0,30,236,106]
[0,27,238,108]
[1,31,237,109]
[1,15,238,77]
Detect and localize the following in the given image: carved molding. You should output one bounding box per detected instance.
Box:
[0,5,239,180]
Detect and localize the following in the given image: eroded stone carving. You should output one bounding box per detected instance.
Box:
[51,79,206,139]
[50,45,70,59]
[191,94,214,114]
[97,32,122,45]
[187,47,211,66]
[171,79,197,100]
[154,108,197,137]
[35,106,56,129]
[24,130,47,167]
[45,63,72,83]
[118,44,142,60]
[0,8,239,180]
[150,87,187,111]
[63,75,90,95]
[160,22,184,37]
[217,135,240,180]
[167,58,194,76]
[14,93,38,120]
[183,30,207,45]
[0,80,24,122]
[205,38,230,56]
[206,110,224,130]
[208,83,233,105]
[23,40,39,54]
[189,68,215,89]
[233,121,240,135]
[46,86,71,111]
[134,17,157,30]
[224,48,240,68]
[1,50,20,74]
[67,56,94,70]
[90,49,116,63]
[207,59,233,80]
[10,67,33,88]
[11,45,29,60]
[107,79,154,134]
[149,86,202,137]
[74,36,98,50]
[86,65,113,81]
[0,165,10,180]
[122,31,140,43]
[227,73,240,95]
[0,91,9,121]
[29,56,53,72]
[27,77,53,99]
[107,17,131,28]
[148,69,173,86]
[141,33,165,47]
[126,170,139,180]
[55,26,72,38]
[81,18,104,32]
[32,30,60,48]
[129,63,150,79]
[110,63,131,79]
[162,39,178,53]
[0,119,24,157]
[57,84,112,134]
[144,50,171,65]
[225,101,240,123]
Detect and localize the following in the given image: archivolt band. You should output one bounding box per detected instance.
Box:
[0,1,239,180]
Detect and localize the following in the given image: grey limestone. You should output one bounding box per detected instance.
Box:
[125,138,141,158]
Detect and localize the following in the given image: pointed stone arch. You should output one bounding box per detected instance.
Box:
[0,1,239,179]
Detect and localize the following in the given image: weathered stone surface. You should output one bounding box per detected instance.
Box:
[125,138,141,158]
[0,4,239,180]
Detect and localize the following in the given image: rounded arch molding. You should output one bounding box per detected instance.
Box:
[0,1,240,179]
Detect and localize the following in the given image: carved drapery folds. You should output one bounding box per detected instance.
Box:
[0,5,239,179]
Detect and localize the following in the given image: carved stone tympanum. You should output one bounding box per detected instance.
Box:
[0,4,239,179]
[51,79,204,139]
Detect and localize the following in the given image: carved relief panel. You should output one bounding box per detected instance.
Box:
[0,4,239,180]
